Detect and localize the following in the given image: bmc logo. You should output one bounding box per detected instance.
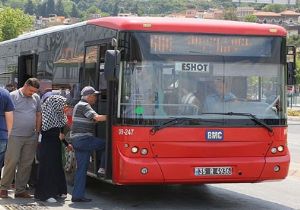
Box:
[205,130,224,141]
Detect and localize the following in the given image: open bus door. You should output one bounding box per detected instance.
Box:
[18,54,38,88]
[81,42,113,180]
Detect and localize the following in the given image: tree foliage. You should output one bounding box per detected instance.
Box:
[56,0,65,16]
[288,35,300,84]
[287,35,300,52]
[262,4,286,13]
[47,0,55,16]
[244,14,257,22]
[24,0,35,15]
[223,8,238,21]
[71,3,80,18]
[296,58,300,84]
[1,0,298,18]
[0,7,33,41]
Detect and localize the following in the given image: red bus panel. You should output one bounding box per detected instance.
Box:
[112,126,289,184]
[88,17,286,36]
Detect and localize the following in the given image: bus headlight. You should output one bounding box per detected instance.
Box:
[271,147,277,154]
[140,148,148,155]
[277,145,284,152]
[131,146,139,154]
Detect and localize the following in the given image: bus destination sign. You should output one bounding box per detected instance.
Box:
[150,34,272,57]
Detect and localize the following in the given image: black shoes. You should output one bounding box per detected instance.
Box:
[71,197,92,202]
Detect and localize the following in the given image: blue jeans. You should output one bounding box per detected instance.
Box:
[71,135,105,199]
[0,140,7,168]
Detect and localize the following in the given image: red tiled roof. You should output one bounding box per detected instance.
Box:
[280,10,300,16]
[253,11,281,17]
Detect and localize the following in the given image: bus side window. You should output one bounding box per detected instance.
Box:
[99,46,108,100]
[66,83,81,106]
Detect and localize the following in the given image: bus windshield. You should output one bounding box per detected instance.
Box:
[118,32,285,125]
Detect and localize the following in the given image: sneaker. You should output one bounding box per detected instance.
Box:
[15,191,33,198]
[46,197,57,203]
[0,189,8,198]
[58,194,67,199]
[97,168,105,175]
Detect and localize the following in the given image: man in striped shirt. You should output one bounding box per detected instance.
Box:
[70,86,106,202]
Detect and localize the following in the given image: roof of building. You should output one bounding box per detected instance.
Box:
[280,10,300,16]
[253,11,281,17]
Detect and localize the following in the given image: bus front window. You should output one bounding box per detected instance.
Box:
[118,32,285,125]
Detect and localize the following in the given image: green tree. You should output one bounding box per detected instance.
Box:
[25,0,35,15]
[224,8,238,21]
[131,3,140,16]
[60,0,75,17]
[72,0,80,4]
[214,0,235,8]
[81,5,101,19]
[287,35,300,48]
[296,57,300,84]
[56,0,65,16]
[7,0,26,9]
[112,0,119,16]
[71,3,80,17]
[47,0,55,15]
[244,14,257,22]
[0,7,33,41]
[86,5,101,14]
[262,4,286,13]
[37,2,47,17]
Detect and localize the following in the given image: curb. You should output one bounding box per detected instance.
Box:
[288,116,300,121]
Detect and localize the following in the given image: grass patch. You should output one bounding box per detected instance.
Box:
[287,109,300,116]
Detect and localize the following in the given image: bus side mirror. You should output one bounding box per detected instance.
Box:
[104,50,120,80]
[287,62,296,85]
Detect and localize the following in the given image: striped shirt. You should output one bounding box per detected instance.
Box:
[70,99,97,139]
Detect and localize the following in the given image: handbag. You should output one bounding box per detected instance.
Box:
[64,150,76,173]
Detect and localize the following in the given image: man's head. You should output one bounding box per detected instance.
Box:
[81,86,100,105]
[213,76,233,96]
[22,78,40,97]
[5,83,15,92]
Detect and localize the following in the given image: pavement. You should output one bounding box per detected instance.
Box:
[288,116,300,121]
[0,186,76,210]
[288,106,300,121]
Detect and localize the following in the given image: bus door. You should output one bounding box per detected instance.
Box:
[81,42,111,179]
[18,54,38,88]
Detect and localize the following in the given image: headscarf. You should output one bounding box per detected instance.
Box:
[42,95,67,131]
[41,91,55,104]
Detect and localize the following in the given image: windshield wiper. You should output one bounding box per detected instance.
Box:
[150,112,273,135]
[150,117,196,135]
[202,112,273,133]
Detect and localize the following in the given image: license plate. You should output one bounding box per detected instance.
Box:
[194,167,232,176]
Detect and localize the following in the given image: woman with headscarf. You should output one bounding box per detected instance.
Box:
[34,95,72,203]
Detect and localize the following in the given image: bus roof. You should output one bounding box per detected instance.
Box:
[0,17,286,46]
[0,22,87,45]
[88,16,286,36]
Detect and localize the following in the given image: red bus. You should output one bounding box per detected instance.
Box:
[0,17,295,184]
